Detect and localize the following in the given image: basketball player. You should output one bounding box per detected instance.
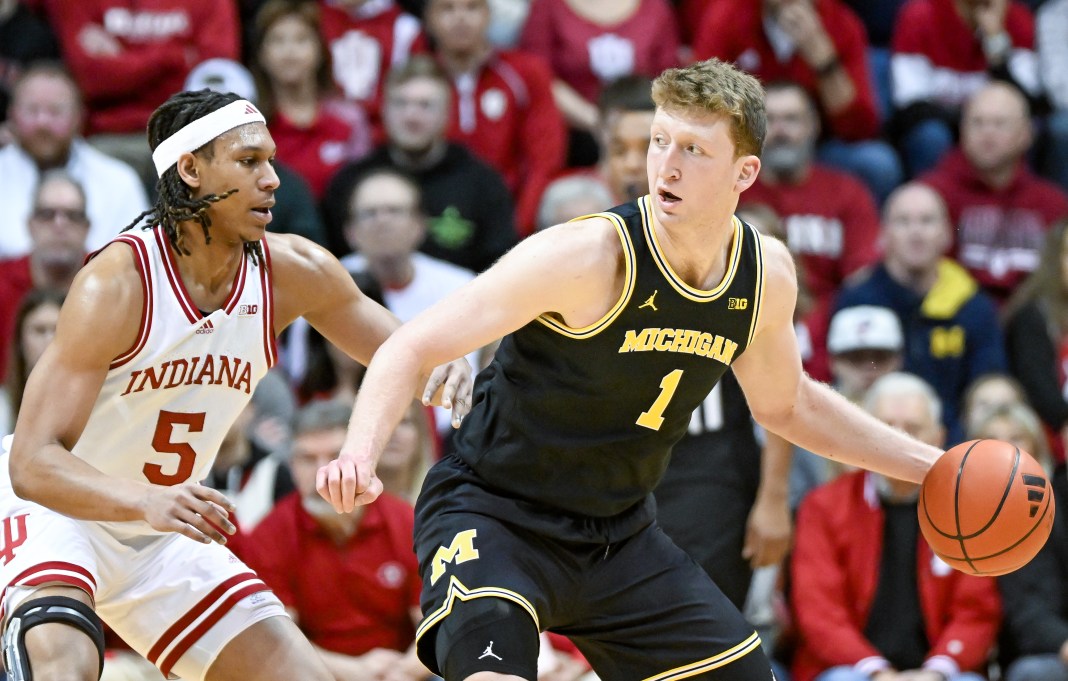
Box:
[320,59,944,681]
[0,89,472,681]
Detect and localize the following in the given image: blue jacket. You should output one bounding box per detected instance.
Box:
[835,259,1007,443]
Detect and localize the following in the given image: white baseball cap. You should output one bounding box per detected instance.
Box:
[184,58,258,103]
[827,306,904,354]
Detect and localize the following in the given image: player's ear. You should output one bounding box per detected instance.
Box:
[176,152,201,189]
[735,155,761,192]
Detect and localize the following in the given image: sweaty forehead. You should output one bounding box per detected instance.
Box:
[211,123,275,154]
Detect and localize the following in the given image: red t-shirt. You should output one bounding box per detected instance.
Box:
[246,492,421,656]
[0,256,33,381]
[319,0,427,139]
[921,150,1068,302]
[268,100,373,200]
[444,50,566,235]
[41,0,239,134]
[692,0,879,140]
[519,0,679,104]
[741,165,881,305]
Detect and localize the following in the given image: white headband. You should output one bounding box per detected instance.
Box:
[151,99,266,177]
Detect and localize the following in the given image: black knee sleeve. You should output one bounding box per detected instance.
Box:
[436,597,540,680]
[2,596,105,681]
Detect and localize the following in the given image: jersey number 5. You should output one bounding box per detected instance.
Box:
[145,410,205,485]
[637,369,683,431]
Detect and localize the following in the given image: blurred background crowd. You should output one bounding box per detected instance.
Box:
[3,0,1068,679]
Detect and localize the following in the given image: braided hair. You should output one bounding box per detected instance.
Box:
[123,89,263,264]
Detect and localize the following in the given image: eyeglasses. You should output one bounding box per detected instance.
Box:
[31,207,88,224]
[352,204,416,223]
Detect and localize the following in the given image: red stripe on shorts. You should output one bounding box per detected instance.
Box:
[157,581,267,676]
[147,573,264,668]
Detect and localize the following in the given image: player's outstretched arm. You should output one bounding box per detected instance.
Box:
[8,245,236,544]
[732,236,942,484]
[317,217,626,512]
[268,233,473,422]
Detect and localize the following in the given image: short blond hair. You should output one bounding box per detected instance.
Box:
[651,58,765,158]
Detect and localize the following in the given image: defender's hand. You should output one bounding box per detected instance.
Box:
[422,358,474,428]
[140,483,237,544]
[316,453,384,514]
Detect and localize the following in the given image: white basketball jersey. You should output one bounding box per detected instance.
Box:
[73,226,276,494]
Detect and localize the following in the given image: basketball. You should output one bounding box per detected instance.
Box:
[918,439,1055,576]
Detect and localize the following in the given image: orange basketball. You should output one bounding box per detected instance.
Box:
[918,439,1055,576]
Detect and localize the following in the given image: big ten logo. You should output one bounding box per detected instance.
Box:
[727,297,748,310]
[238,304,258,316]
[430,529,479,585]
[929,325,964,358]
[0,514,29,566]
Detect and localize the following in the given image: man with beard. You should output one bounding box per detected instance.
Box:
[743,81,881,312]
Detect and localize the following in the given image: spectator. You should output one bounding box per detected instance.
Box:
[961,372,1030,438]
[826,305,905,404]
[742,81,882,309]
[535,174,614,231]
[841,0,909,119]
[1002,218,1068,457]
[791,372,1001,681]
[318,0,427,137]
[0,62,148,257]
[322,55,518,272]
[0,289,62,436]
[969,400,1050,465]
[1037,0,1068,191]
[836,181,1007,442]
[890,0,1041,177]
[596,75,656,203]
[182,57,330,248]
[38,0,240,185]
[997,458,1068,681]
[922,81,1068,304]
[0,170,90,381]
[246,399,429,680]
[251,0,373,199]
[0,0,59,136]
[519,0,679,166]
[426,0,566,235]
[339,168,483,429]
[694,0,903,204]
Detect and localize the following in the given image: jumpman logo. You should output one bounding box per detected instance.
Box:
[479,641,503,661]
[639,290,659,311]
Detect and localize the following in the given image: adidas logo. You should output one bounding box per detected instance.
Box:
[196,319,215,335]
[1023,474,1047,518]
[244,104,259,115]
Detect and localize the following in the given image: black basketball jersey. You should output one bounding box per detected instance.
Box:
[453,196,766,520]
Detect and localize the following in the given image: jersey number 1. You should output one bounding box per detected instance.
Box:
[145,410,205,485]
[636,369,683,431]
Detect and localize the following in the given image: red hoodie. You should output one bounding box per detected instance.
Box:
[42,0,239,135]
[922,149,1068,302]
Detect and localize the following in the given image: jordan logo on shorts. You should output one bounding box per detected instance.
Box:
[479,641,503,661]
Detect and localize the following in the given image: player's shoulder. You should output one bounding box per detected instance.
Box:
[75,238,145,307]
[527,215,625,272]
[755,233,796,282]
[264,232,341,276]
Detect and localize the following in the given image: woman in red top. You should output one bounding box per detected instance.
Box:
[519,0,679,165]
[250,0,373,199]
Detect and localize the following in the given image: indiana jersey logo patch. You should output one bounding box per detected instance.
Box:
[430,529,480,585]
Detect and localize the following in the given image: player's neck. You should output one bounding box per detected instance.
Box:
[654,215,735,290]
[169,225,247,308]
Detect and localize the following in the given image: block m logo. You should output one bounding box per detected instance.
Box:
[430,529,480,585]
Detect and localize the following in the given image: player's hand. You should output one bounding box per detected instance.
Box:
[422,358,474,428]
[316,453,384,514]
[140,483,237,545]
[742,493,792,568]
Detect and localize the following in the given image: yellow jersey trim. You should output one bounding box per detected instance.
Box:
[640,196,743,302]
[536,212,637,339]
[746,224,766,346]
[643,631,763,681]
[415,575,540,644]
